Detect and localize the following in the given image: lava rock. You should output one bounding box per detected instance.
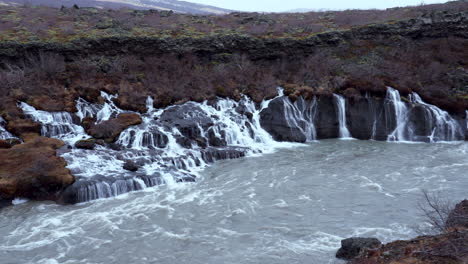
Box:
[75,139,96,150]
[259,96,307,142]
[123,160,139,172]
[336,237,382,260]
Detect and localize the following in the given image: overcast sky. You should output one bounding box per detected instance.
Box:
[189,0,449,12]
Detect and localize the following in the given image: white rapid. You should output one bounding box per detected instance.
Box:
[0,116,16,140]
[333,94,352,139]
[18,102,87,144]
[51,91,293,202]
[76,91,123,123]
[386,87,411,142]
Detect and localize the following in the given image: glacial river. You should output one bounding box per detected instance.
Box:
[1,140,467,264]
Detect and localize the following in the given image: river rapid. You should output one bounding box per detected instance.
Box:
[1,140,467,264]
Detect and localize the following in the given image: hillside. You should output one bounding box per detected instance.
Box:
[0,0,232,14]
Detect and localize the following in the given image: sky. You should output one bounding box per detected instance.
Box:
[188,0,449,12]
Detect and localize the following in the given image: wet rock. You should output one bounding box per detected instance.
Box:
[0,137,74,200]
[201,147,247,163]
[160,103,213,138]
[259,97,307,142]
[0,138,21,149]
[336,237,382,260]
[123,160,139,172]
[112,94,148,113]
[316,95,340,139]
[87,113,142,142]
[75,139,96,150]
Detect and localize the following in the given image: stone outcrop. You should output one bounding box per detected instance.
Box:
[336,237,382,260]
[75,139,96,150]
[87,113,143,142]
[0,136,75,200]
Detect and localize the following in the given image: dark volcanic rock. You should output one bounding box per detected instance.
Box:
[123,160,139,172]
[259,97,307,142]
[0,136,75,200]
[87,113,143,142]
[75,139,96,150]
[336,237,382,260]
[316,95,339,139]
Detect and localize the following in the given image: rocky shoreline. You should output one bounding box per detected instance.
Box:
[337,200,468,264]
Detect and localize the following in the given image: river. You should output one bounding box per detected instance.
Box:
[1,139,467,264]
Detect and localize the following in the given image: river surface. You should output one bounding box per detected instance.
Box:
[1,140,467,264]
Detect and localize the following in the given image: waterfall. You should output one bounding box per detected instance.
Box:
[386,88,411,142]
[0,117,16,140]
[409,93,463,142]
[283,96,318,141]
[333,94,352,139]
[76,92,123,123]
[58,90,288,203]
[18,102,87,144]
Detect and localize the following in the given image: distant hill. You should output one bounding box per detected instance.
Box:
[0,0,233,14]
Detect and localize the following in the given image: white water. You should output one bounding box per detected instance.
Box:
[0,116,16,140]
[333,94,352,139]
[18,102,87,144]
[2,140,467,264]
[12,87,466,202]
[386,87,410,141]
[54,91,295,202]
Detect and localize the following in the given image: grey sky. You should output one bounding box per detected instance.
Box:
[189,0,449,12]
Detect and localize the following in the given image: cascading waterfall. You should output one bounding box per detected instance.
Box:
[282,96,318,141]
[0,117,16,140]
[13,86,466,203]
[409,93,463,142]
[386,87,411,142]
[18,102,87,144]
[333,94,352,139]
[58,91,288,203]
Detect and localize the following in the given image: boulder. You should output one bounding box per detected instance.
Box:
[6,119,41,137]
[75,139,96,150]
[0,136,75,200]
[123,160,139,172]
[336,237,382,260]
[446,200,468,230]
[87,113,142,142]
